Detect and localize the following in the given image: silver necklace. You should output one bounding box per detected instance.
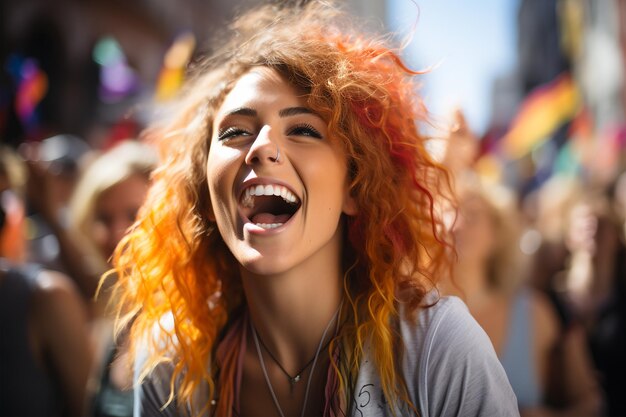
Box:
[255,325,334,390]
[250,303,341,417]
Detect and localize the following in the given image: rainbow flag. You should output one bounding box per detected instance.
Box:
[501,73,580,159]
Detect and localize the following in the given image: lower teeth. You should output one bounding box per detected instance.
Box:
[255,223,283,229]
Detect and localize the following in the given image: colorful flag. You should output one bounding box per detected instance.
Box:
[501,73,580,159]
[13,58,48,132]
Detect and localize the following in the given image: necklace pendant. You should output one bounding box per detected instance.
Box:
[288,375,300,395]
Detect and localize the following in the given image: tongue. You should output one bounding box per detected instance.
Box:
[250,213,291,224]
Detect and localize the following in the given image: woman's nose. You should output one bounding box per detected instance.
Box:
[244,125,281,165]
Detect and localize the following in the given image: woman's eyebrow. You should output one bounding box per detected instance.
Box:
[221,106,316,118]
[223,107,257,117]
[278,106,314,117]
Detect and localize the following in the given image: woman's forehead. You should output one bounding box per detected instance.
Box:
[215,67,309,117]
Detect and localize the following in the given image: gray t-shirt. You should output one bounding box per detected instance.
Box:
[349,295,519,416]
[134,296,519,416]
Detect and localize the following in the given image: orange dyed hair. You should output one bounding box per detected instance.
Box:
[111,2,454,416]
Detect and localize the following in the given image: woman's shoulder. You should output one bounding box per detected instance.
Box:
[397,293,488,372]
[400,290,516,368]
[399,292,474,347]
[399,292,520,417]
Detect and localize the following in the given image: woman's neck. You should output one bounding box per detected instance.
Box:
[240,249,344,375]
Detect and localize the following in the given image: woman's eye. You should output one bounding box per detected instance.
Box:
[217,127,251,141]
[288,124,323,139]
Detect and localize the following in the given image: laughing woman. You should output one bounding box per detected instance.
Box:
[111,2,518,417]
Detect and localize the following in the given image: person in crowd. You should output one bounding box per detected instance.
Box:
[446,176,602,417]
[20,134,93,271]
[0,161,92,416]
[567,173,626,417]
[67,140,158,301]
[111,2,518,416]
[67,140,158,417]
[523,175,582,329]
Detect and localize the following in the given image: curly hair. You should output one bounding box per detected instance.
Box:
[111,2,454,416]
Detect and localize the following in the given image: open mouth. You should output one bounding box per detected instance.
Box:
[240,183,301,229]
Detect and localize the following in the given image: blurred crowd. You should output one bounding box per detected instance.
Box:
[1,138,157,416]
[1,0,626,416]
[440,109,624,417]
[438,1,626,415]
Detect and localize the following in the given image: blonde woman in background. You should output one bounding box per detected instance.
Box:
[443,175,602,417]
[68,140,158,417]
[68,141,158,300]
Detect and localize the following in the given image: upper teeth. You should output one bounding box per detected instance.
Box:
[242,184,298,207]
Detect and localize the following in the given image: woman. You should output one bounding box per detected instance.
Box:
[112,3,518,416]
[68,140,157,300]
[67,140,157,417]
[448,177,602,416]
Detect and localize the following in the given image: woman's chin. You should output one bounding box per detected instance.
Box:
[235,248,292,277]
[240,259,289,276]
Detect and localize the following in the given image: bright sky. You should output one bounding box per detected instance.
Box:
[386,0,520,135]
